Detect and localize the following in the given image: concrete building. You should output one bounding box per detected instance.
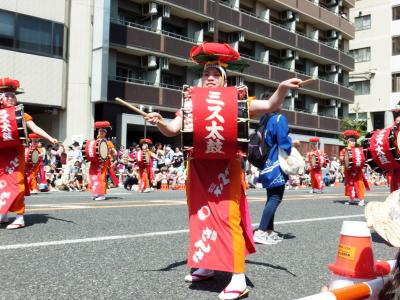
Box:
[0,0,355,157]
[349,0,400,131]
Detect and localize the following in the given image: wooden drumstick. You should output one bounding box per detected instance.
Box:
[299,78,317,87]
[114,97,168,127]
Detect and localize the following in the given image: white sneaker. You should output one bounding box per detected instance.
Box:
[94,196,106,201]
[253,230,279,245]
[358,200,365,206]
[269,231,284,242]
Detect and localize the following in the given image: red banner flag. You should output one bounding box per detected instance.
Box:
[191,87,238,159]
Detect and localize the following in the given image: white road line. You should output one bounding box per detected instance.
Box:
[0,214,364,251]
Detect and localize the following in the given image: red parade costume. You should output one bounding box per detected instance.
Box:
[136,138,154,193]
[87,121,118,200]
[340,130,369,204]
[306,137,325,192]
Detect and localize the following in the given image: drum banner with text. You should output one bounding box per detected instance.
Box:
[191,87,238,159]
[0,106,21,148]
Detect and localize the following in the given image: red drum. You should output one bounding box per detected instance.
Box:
[0,104,27,148]
[344,147,365,171]
[82,139,108,163]
[181,86,249,159]
[25,148,40,165]
[363,124,400,172]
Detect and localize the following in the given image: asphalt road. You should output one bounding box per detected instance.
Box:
[0,186,397,300]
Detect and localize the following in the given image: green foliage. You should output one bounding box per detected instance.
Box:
[339,117,368,145]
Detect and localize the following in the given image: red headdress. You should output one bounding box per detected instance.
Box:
[189,42,248,74]
[94,121,111,129]
[0,77,24,94]
[28,133,42,140]
[309,137,320,143]
[139,138,153,145]
[342,130,360,139]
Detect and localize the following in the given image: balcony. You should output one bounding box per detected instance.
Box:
[281,109,341,133]
[109,20,353,102]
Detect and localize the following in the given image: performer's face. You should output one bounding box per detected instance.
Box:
[348,138,356,146]
[202,68,226,88]
[98,129,107,139]
[142,144,148,150]
[0,92,17,107]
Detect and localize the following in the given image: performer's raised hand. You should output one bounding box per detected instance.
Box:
[145,112,165,125]
[279,78,303,90]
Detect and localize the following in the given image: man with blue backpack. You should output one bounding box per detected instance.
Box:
[252,109,292,245]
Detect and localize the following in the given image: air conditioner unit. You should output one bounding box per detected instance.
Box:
[160,57,169,70]
[281,10,294,21]
[143,2,158,15]
[280,49,294,59]
[206,21,214,33]
[162,5,171,18]
[141,55,157,69]
[337,101,342,108]
[325,0,338,6]
[325,64,337,73]
[329,99,337,107]
[236,76,244,86]
[327,30,337,40]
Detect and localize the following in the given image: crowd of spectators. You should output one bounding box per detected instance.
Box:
[35,141,389,193]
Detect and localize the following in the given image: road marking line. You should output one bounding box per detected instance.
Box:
[0,214,364,250]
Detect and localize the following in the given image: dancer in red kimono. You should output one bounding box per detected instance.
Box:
[339,130,369,206]
[135,138,153,193]
[386,107,400,192]
[144,42,303,299]
[306,137,326,194]
[0,77,58,229]
[88,121,118,201]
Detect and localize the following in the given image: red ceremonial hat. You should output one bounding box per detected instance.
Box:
[28,133,42,140]
[189,42,248,72]
[309,137,320,143]
[342,130,360,139]
[94,121,111,129]
[0,77,24,94]
[139,138,152,145]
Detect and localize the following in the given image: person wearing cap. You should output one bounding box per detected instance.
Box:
[136,138,154,193]
[0,77,58,229]
[306,137,326,194]
[145,42,303,299]
[339,130,369,206]
[88,121,117,201]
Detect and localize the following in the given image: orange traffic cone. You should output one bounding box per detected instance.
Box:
[328,221,377,290]
[160,181,169,191]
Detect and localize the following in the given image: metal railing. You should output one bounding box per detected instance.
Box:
[110,75,183,91]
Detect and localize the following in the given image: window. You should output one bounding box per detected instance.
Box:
[393,36,400,56]
[350,47,371,62]
[354,15,371,30]
[0,9,65,59]
[17,15,52,54]
[350,80,370,95]
[393,6,400,20]
[393,73,400,93]
[0,10,15,47]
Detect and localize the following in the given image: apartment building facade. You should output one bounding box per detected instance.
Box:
[349,0,400,131]
[0,0,355,156]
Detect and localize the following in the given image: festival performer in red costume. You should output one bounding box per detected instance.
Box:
[87,121,118,201]
[0,77,58,229]
[306,137,326,194]
[25,133,45,194]
[145,42,303,300]
[136,138,154,193]
[339,130,370,206]
[386,107,400,192]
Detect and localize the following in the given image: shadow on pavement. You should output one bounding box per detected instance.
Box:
[246,259,297,277]
[24,214,77,227]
